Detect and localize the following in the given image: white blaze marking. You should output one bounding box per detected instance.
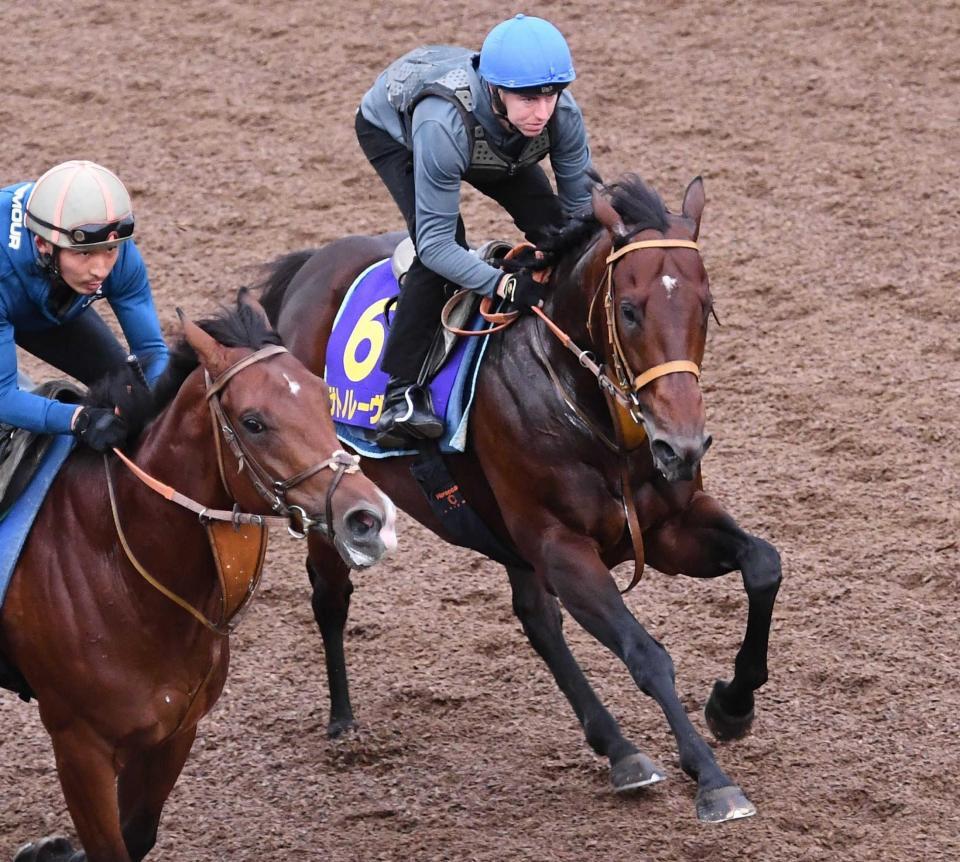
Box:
[662,275,678,297]
[283,373,301,396]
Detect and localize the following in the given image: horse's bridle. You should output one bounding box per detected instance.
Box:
[588,238,703,424]
[203,344,360,539]
[111,344,359,540]
[439,237,706,594]
[105,343,362,635]
[444,238,704,423]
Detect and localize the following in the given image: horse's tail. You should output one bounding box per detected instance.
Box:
[254,250,317,324]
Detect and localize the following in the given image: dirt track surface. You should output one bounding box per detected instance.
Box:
[1,1,958,860]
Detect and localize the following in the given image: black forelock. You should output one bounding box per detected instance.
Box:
[605,173,670,240]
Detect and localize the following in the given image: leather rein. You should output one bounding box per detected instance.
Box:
[442,238,703,593]
[104,344,361,635]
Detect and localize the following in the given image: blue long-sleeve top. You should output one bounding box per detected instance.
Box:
[0,181,169,434]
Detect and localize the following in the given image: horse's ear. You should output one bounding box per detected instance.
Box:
[177,308,231,377]
[682,176,706,240]
[238,287,271,327]
[592,187,627,240]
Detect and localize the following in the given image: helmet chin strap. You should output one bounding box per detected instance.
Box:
[489,85,521,134]
[36,247,76,319]
[36,246,61,279]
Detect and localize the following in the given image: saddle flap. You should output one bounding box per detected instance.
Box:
[0,380,85,519]
[420,239,513,381]
[422,290,483,380]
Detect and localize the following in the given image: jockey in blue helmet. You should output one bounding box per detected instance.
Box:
[356,14,592,445]
[0,160,169,452]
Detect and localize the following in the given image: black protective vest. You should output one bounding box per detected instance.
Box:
[384,46,554,180]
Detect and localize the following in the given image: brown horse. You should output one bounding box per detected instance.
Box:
[258,175,782,823]
[0,295,396,861]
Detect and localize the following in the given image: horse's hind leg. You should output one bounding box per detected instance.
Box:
[307,533,357,737]
[116,728,198,861]
[644,492,782,740]
[506,566,665,791]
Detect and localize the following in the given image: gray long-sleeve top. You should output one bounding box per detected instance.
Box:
[360,62,592,296]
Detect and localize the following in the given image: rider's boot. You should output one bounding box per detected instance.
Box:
[374,376,444,447]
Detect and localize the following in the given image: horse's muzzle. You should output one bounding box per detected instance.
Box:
[333,498,398,568]
[651,432,713,482]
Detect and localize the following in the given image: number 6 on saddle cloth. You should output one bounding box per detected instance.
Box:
[324,241,526,567]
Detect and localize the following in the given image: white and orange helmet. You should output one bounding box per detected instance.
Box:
[25,160,135,251]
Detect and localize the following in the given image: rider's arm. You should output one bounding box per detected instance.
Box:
[104,242,169,384]
[0,313,76,434]
[411,100,504,296]
[549,91,594,217]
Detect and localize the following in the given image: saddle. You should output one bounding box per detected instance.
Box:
[390,237,513,383]
[0,378,83,701]
[0,379,85,521]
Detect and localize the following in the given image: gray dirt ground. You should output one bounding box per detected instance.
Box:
[1,1,958,860]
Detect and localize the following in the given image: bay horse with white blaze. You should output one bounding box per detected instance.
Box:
[258,175,782,823]
[0,294,396,861]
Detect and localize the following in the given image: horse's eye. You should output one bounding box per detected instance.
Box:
[240,414,266,434]
[620,301,641,326]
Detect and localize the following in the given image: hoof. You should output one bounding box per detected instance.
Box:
[327,717,358,739]
[610,752,667,793]
[705,680,755,741]
[696,785,757,823]
[14,836,76,862]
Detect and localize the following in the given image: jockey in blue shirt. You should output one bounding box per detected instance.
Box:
[356,14,593,445]
[0,160,168,452]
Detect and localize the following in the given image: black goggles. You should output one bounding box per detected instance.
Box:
[29,212,135,245]
[503,83,566,97]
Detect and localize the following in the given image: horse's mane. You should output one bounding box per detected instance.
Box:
[519,172,671,272]
[257,249,317,322]
[83,294,282,440]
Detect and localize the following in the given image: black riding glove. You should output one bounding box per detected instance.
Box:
[73,407,127,452]
[500,271,544,313]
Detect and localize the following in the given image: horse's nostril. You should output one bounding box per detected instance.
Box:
[651,439,679,465]
[346,508,381,540]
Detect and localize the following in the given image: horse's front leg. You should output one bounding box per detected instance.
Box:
[505,565,665,791]
[16,723,129,862]
[116,728,198,861]
[538,533,756,822]
[306,533,357,737]
[644,490,782,740]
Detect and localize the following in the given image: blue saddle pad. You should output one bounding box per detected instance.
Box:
[0,434,75,607]
[324,259,493,459]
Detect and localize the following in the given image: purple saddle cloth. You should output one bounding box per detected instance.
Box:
[324,258,491,459]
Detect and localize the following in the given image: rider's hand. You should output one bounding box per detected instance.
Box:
[72,407,127,452]
[498,271,544,313]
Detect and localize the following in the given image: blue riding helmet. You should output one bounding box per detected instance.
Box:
[479,14,576,90]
